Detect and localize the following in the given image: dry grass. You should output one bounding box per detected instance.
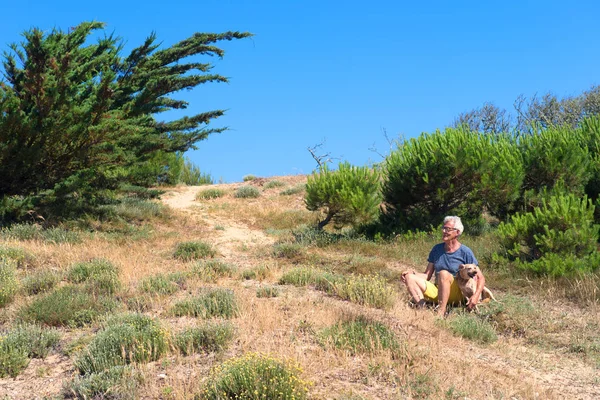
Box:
[0,178,598,399]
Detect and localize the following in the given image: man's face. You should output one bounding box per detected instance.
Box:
[441,221,459,241]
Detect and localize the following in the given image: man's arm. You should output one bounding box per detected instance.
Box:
[401,262,435,283]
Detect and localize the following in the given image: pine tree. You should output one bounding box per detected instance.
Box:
[0,22,250,201]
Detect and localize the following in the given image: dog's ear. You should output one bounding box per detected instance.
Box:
[458,264,466,270]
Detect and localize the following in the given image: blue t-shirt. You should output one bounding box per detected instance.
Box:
[427,243,478,277]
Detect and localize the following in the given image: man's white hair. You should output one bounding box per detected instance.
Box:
[444,216,464,235]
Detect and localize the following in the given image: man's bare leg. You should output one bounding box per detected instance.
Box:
[436,270,453,316]
[404,273,429,307]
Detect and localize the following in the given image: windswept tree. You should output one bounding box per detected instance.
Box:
[0,22,250,218]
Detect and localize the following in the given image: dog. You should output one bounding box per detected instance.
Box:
[456,264,496,309]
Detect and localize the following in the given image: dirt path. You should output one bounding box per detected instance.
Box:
[161,184,275,260]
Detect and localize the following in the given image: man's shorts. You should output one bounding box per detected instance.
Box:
[423,279,464,304]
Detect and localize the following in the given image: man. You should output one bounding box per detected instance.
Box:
[401,216,486,316]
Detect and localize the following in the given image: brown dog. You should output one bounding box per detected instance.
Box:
[456,264,496,307]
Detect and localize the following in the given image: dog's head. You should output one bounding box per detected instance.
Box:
[458,264,479,279]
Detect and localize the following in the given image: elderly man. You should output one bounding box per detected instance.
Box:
[401,216,486,316]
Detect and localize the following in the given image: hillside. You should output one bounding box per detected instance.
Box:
[0,175,598,399]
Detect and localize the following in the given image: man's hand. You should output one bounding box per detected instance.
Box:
[466,295,479,311]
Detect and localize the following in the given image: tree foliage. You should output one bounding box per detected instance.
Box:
[496,192,599,276]
[305,162,381,230]
[0,21,249,219]
[381,127,524,232]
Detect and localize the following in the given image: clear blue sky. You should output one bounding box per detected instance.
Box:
[3,1,599,182]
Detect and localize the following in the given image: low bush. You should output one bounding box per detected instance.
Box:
[174,322,235,355]
[332,275,396,310]
[256,285,280,298]
[64,365,143,400]
[200,352,309,400]
[319,316,402,356]
[444,313,498,344]
[476,294,539,338]
[0,258,19,307]
[191,259,237,282]
[0,246,36,269]
[139,272,186,295]
[279,267,321,286]
[67,259,121,294]
[280,184,306,196]
[0,223,40,241]
[103,197,166,221]
[234,186,261,199]
[19,286,119,327]
[305,162,381,230]
[75,313,169,375]
[242,174,257,182]
[173,241,216,261]
[196,188,226,200]
[0,323,61,377]
[264,180,286,189]
[241,265,272,281]
[272,242,304,259]
[21,269,60,295]
[496,192,599,276]
[171,289,238,319]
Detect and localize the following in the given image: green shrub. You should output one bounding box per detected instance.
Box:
[0,246,35,269]
[0,258,19,307]
[444,313,498,344]
[174,322,235,355]
[519,124,590,195]
[496,192,599,276]
[118,183,163,200]
[75,313,169,375]
[191,259,237,282]
[280,184,306,196]
[174,241,216,261]
[233,186,261,199]
[382,127,524,232]
[240,265,271,281]
[256,285,280,298]
[264,180,285,189]
[306,162,381,230]
[21,269,60,295]
[272,242,304,259]
[180,158,214,185]
[171,289,238,319]
[319,316,402,356]
[1,223,41,241]
[104,197,166,221]
[196,188,226,200]
[40,226,82,244]
[333,275,395,310]
[200,352,309,400]
[139,272,186,295]
[242,174,257,182]
[0,323,61,377]
[67,259,121,294]
[64,365,143,400]
[279,267,321,286]
[19,286,119,327]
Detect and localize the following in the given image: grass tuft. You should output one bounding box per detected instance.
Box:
[173,241,216,261]
[174,321,235,355]
[319,316,402,356]
[264,180,286,189]
[171,288,238,319]
[67,258,121,294]
[21,269,60,295]
[19,286,119,327]
[0,258,19,307]
[256,285,280,298]
[191,259,237,282]
[139,272,187,295]
[196,188,226,200]
[280,184,306,196]
[64,365,143,400]
[444,312,498,344]
[0,323,61,377]
[234,185,261,199]
[75,313,169,375]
